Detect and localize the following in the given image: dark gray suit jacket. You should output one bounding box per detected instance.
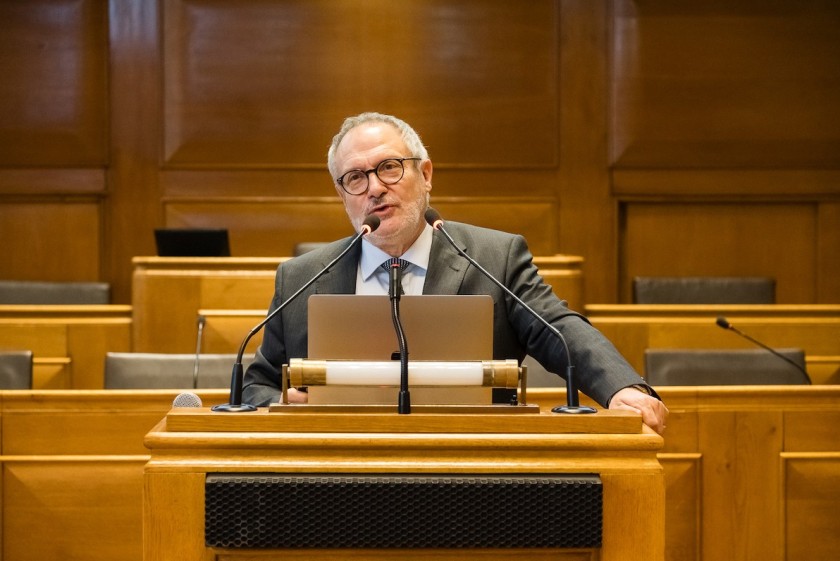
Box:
[243,222,649,407]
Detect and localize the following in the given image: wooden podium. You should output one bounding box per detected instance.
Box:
[143,406,664,561]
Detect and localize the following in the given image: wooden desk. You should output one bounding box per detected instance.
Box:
[583,305,840,384]
[0,389,226,561]
[529,387,840,561]
[132,255,584,354]
[0,305,132,388]
[143,405,664,561]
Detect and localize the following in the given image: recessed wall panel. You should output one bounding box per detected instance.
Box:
[0,0,108,166]
[162,0,559,168]
[611,0,840,168]
[620,202,817,303]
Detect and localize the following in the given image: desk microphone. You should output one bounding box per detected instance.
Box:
[424,208,595,414]
[193,314,206,389]
[211,215,380,412]
[715,316,810,381]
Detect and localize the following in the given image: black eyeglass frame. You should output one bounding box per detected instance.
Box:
[335,157,422,196]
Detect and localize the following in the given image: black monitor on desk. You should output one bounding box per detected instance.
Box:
[154,228,231,257]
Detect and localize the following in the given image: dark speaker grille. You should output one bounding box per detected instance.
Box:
[205,473,601,549]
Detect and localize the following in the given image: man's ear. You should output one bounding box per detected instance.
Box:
[421,159,433,192]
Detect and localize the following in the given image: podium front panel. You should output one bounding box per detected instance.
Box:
[205,473,602,549]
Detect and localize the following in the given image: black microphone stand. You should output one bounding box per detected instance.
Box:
[388,262,411,414]
[212,216,380,412]
[425,208,595,415]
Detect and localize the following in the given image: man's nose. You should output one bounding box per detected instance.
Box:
[366,172,389,197]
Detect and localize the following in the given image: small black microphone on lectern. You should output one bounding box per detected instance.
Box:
[424,207,595,414]
[715,316,811,381]
[211,215,380,412]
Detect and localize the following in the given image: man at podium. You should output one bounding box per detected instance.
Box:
[243,112,668,434]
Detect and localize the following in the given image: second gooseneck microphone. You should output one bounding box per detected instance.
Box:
[211,215,381,412]
[715,316,811,381]
[424,208,595,414]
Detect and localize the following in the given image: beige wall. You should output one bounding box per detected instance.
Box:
[1,0,839,304]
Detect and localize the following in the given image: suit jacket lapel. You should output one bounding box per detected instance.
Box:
[313,238,359,294]
[424,229,468,295]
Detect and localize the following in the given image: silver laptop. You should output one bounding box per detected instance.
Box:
[307,294,494,361]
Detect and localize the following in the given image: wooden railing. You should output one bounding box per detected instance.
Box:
[1,387,837,561]
[131,255,584,353]
[0,305,132,388]
[584,304,840,384]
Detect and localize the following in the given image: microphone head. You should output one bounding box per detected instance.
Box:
[715,316,731,329]
[361,214,380,234]
[172,392,202,408]
[424,207,443,228]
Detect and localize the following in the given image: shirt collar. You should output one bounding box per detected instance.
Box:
[360,223,433,281]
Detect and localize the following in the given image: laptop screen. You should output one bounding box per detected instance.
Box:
[154,228,231,257]
[307,294,494,361]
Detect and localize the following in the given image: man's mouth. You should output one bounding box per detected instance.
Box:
[368,203,393,215]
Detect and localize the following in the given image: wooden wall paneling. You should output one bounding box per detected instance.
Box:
[164,199,354,257]
[106,0,163,303]
[559,0,614,303]
[0,0,109,166]
[0,390,215,561]
[612,169,840,199]
[619,202,818,303]
[158,0,565,306]
[0,200,103,282]
[817,202,840,302]
[699,410,784,560]
[610,1,840,168]
[784,410,840,453]
[782,409,840,559]
[658,455,701,561]
[3,459,145,561]
[161,0,560,167]
[782,456,840,560]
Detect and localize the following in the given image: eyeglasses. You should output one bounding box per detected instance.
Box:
[335,157,422,196]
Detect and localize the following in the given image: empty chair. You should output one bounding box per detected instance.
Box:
[644,348,810,386]
[632,276,775,304]
[0,280,110,304]
[104,352,241,389]
[0,350,33,389]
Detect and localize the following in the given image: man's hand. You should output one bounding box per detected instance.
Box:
[609,387,669,435]
[285,387,309,403]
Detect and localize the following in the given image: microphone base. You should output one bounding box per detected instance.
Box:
[211,403,258,413]
[551,405,597,415]
[398,392,411,415]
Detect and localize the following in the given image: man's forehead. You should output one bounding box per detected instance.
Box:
[337,122,405,157]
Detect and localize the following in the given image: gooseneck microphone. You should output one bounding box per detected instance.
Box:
[424,208,595,414]
[211,215,381,412]
[387,260,411,414]
[715,316,811,381]
[193,314,206,389]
